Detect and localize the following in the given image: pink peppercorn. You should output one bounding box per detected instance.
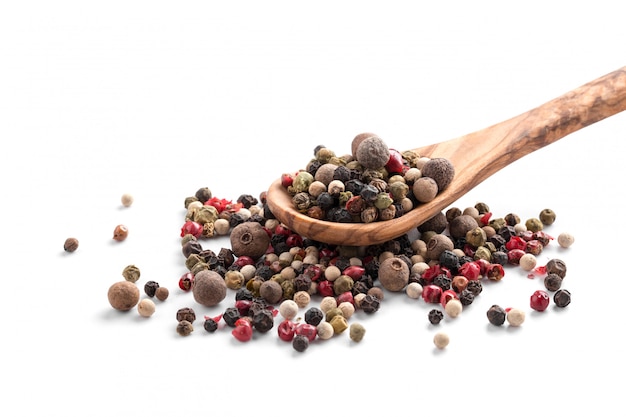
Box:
[530,290,550,312]
[180,220,203,238]
[422,284,443,303]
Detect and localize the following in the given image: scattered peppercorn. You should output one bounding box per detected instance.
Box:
[204,317,219,333]
[557,232,575,248]
[63,237,79,253]
[544,273,563,292]
[545,259,567,278]
[144,281,159,298]
[507,308,525,327]
[304,307,324,326]
[108,281,140,311]
[177,320,194,336]
[223,307,241,327]
[433,332,450,349]
[428,309,444,325]
[122,264,141,283]
[539,208,556,225]
[252,309,275,333]
[112,224,129,242]
[553,289,571,307]
[137,299,156,317]
[486,305,506,326]
[292,334,310,352]
[155,286,169,301]
[176,307,196,323]
[349,323,366,343]
[121,193,134,207]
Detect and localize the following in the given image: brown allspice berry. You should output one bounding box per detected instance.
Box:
[378,257,410,292]
[418,211,448,234]
[426,234,454,262]
[351,132,377,156]
[192,270,227,307]
[421,158,455,191]
[63,237,79,253]
[314,163,339,185]
[259,279,283,304]
[230,222,270,260]
[155,286,169,301]
[355,135,390,170]
[449,214,479,240]
[108,281,140,311]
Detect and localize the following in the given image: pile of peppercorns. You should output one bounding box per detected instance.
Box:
[279,133,455,223]
[170,177,573,351]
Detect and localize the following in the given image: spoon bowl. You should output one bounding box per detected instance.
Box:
[266,67,626,246]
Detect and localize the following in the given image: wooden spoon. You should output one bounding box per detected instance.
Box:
[266,67,626,246]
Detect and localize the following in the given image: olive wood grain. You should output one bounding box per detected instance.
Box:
[266,66,626,246]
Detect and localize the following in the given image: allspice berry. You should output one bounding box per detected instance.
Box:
[230,222,270,260]
[351,132,377,156]
[425,234,454,262]
[259,279,283,304]
[378,256,410,292]
[449,214,479,240]
[108,281,140,311]
[192,270,227,307]
[421,158,455,191]
[355,135,390,170]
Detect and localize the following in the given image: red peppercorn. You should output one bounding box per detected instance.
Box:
[336,291,355,306]
[233,256,255,268]
[178,272,194,291]
[180,220,203,238]
[317,280,335,297]
[479,212,492,226]
[281,173,295,188]
[440,289,459,307]
[458,261,481,281]
[530,290,550,312]
[235,299,253,316]
[422,284,443,303]
[295,322,317,342]
[303,264,323,281]
[507,249,526,265]
[385,148,405,174]
[505,236,527,251]
[277,320,297,342]
[231,318,253,342]
[422,264,451,283]
[342,265,366,280]
[286,234,303,248]
[485,263,505,281]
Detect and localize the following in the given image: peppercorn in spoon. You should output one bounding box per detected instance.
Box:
[266,66,626,246]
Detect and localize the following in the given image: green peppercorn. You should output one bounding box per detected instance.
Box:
[474,202,490,214]
[349,323,366,342]
[329,314,349,334]
[504,213,521,226]
[466,227,487,247]
[525,217,543,232]
[539,208,556,226]
[122,264,141,283]
[474,246,492,262]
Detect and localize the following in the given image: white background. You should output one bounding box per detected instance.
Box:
[2,1,625,415]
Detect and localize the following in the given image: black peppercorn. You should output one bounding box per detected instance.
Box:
[144,280,160,298]
[237,194,258,208]
[360,294,381,314]
[203,318,219,333]
[439,250,460,272]
[223,307,241,327]
[458,289,475,306]
[433,274,452,291]
[553,289,571,308]
[544,273,563,292]
[252,309,274,333]
[428,309,444,325]
[316,192,336,211]
[176,307,196,323]
[546,259,567,278]
[486,305,506,326]
[304,307,324,326]
[466,280,483,297]
[235,288,254,301]
[292,334,309,352]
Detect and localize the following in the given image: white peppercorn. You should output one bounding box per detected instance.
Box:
[406,282,423,299]
[137,298,156,317]
[278,299,299,320]
[557,232,575,248]
[319,296,338,314]
[316,321,334,340]
[293,291,311,308]
[507,308,525,327]
[338,301,355,319]
[433,332,450,349]
[444,299,463,318]
[519,253,537,271]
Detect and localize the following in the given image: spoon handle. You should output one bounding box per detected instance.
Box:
[414,66,626,192]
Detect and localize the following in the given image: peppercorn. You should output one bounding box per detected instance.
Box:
[192,269,227,307]
[421,158,455,191]
[507,308,525,327]
[519,253,537,271]
[329,314,349,334]
[137,299,156,317]
[544,273,563,291]
[433,332,450,349]
[176,307,196,323]
[195,187,212,203]
[553,289,571,307]
[349,323,366,343]
[292,334,310,352]
[545,259,567,278]
[525,218,543,233]
[539,208,556,225]
[458,289,475,306]
[112,224,129,242]
[155,286,169,301]
[278,299,299,321]
[449,215,479,240]
[413,177,438,203]
[428,309,444,325]
[223,307,241,327]
[355,135,390,170]
[444,299,463,318]
[486,305,506,326]
[252,309,275,333]
[316,321,334,340]
[176,320,194,336]
[121,193,134,207]
[63,237,79,253]
[107,281,140,311]
[204,318,219,333]
[304,307,324,326]
[466,280,483,296]
[557,232,575,248]
[122,264,141,283]
[360,294,380,314]
[144,281,159,298]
